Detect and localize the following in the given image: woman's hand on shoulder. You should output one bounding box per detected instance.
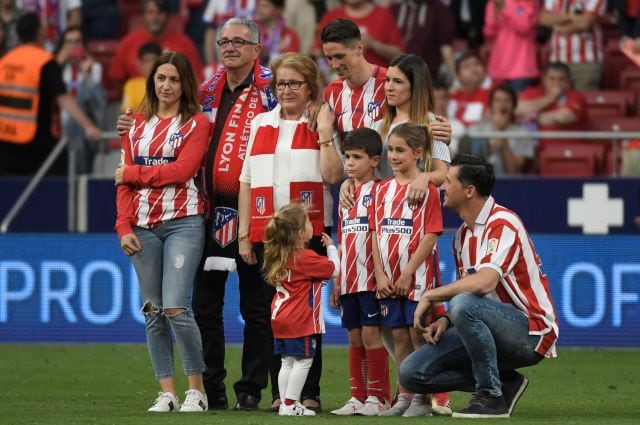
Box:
[117,109,134,136]
[406,172,429,205]
[430,115,452,145]
[315,103,335,137]
[339,178,356,209]
[120,233,142,256]
[114,163,127,185]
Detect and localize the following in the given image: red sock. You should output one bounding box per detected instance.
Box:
[349,346,367,402]
[284,398,295,406]
[365,346,391,403]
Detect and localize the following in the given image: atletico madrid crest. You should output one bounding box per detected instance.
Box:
[256,196,266,215]
[367,100,382,121]
[362,194,372,208]
[212,207,238,248]
[300,191,313,208]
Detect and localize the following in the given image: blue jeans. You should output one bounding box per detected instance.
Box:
[130,215,206,379]
[399,293,543,397]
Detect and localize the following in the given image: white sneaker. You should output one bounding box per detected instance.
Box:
[381,393,411,416]
[402,394,432,417]
[279,401,316,416]
[148,392,180,412]
[179,389,208,412]
[331,397,364,415]
[355,396,387,416]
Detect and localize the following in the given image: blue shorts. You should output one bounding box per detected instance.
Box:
[379,298,417,328]
[274,335,318,358]
[340,292,381,330]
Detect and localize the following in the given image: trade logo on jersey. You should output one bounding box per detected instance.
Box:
[487,238,499,254]
[381,218,413,235]
[367,100,382,121]
[362,194,373,208]
[169,132,185,148]
[212,207,238,248]
[300,191,313,208]
[342,216,368,233]
[256,197,266,215]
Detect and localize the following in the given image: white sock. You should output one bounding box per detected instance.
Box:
[278,356,294,401]
[285,357,313,401]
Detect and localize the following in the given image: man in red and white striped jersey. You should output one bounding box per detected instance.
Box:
[320,18,387,140]
[540,0,607,90]
[399,154,558,419]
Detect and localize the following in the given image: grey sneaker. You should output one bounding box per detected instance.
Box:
[402,394,432,417]
[381,393,411,416]
[452,393,509,418]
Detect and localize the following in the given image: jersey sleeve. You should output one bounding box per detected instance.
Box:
[476,220,520,277]
[300,249,336,281]
[115,132,135,238]
[423,184,443,235]
[122,114,209,187]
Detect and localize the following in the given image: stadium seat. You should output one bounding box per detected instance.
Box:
[118,0,143,37]
[87,39,121,102]
[582,90,635,119]
[602,39,635,89]
[589,116,640,175]
[620,68,640,96]
[538,143,604,177]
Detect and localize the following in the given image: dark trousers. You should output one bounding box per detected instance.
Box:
[193,232,326,403]
[194,249,272,401]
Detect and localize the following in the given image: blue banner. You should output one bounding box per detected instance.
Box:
[1,234,639,346]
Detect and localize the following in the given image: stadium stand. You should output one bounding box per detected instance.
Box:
[538,143,605,177]
[582,90,636,119]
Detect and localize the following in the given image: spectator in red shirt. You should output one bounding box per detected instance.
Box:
[516,62,588,152]
[256,0,300,66]
[312,0,405,68]
[448,52,494,128]
[109,0,203,94]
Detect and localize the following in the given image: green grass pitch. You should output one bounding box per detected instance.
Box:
[1,344,638,424]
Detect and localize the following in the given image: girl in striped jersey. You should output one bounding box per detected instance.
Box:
[115,52,210,413]
[262,203,340,416]
[371,123,446,417]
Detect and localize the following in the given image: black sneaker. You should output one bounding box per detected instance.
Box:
[235,394,260,411]
[452,393,509,418]
[208,395,229,410]
[501,371,529,415]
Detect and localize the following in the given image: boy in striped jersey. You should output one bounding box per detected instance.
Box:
[330,128,390,416]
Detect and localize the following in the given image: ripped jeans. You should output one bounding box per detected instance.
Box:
[130,215,206,379]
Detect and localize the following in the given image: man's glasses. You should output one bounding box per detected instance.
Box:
[275,80,307,91]
[216,38,258,48]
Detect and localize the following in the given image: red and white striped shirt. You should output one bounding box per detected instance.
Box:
[374,178,443,301]
[453,196,559,358]
[271,249,334,339]
[115,113,209,238]
[325,66,386,138]
[338,180,377,294]
[544,0,606,64]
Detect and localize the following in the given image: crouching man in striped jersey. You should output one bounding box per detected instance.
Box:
[400,154,559,419]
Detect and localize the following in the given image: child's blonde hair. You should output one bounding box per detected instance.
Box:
[389,122,433,172]
[262,203,308,286]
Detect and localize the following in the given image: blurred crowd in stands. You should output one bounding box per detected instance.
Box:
[1,0,640,178]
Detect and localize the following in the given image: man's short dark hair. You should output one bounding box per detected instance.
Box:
[454,51,483,75]
[263,0,285,7]
[451,154,495,197]
[320,18,361,46]
[138,41,162,59]
[545,62,572,79]
[342,128,382,157]
[143,0,171,14]
[16,12,40,44]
